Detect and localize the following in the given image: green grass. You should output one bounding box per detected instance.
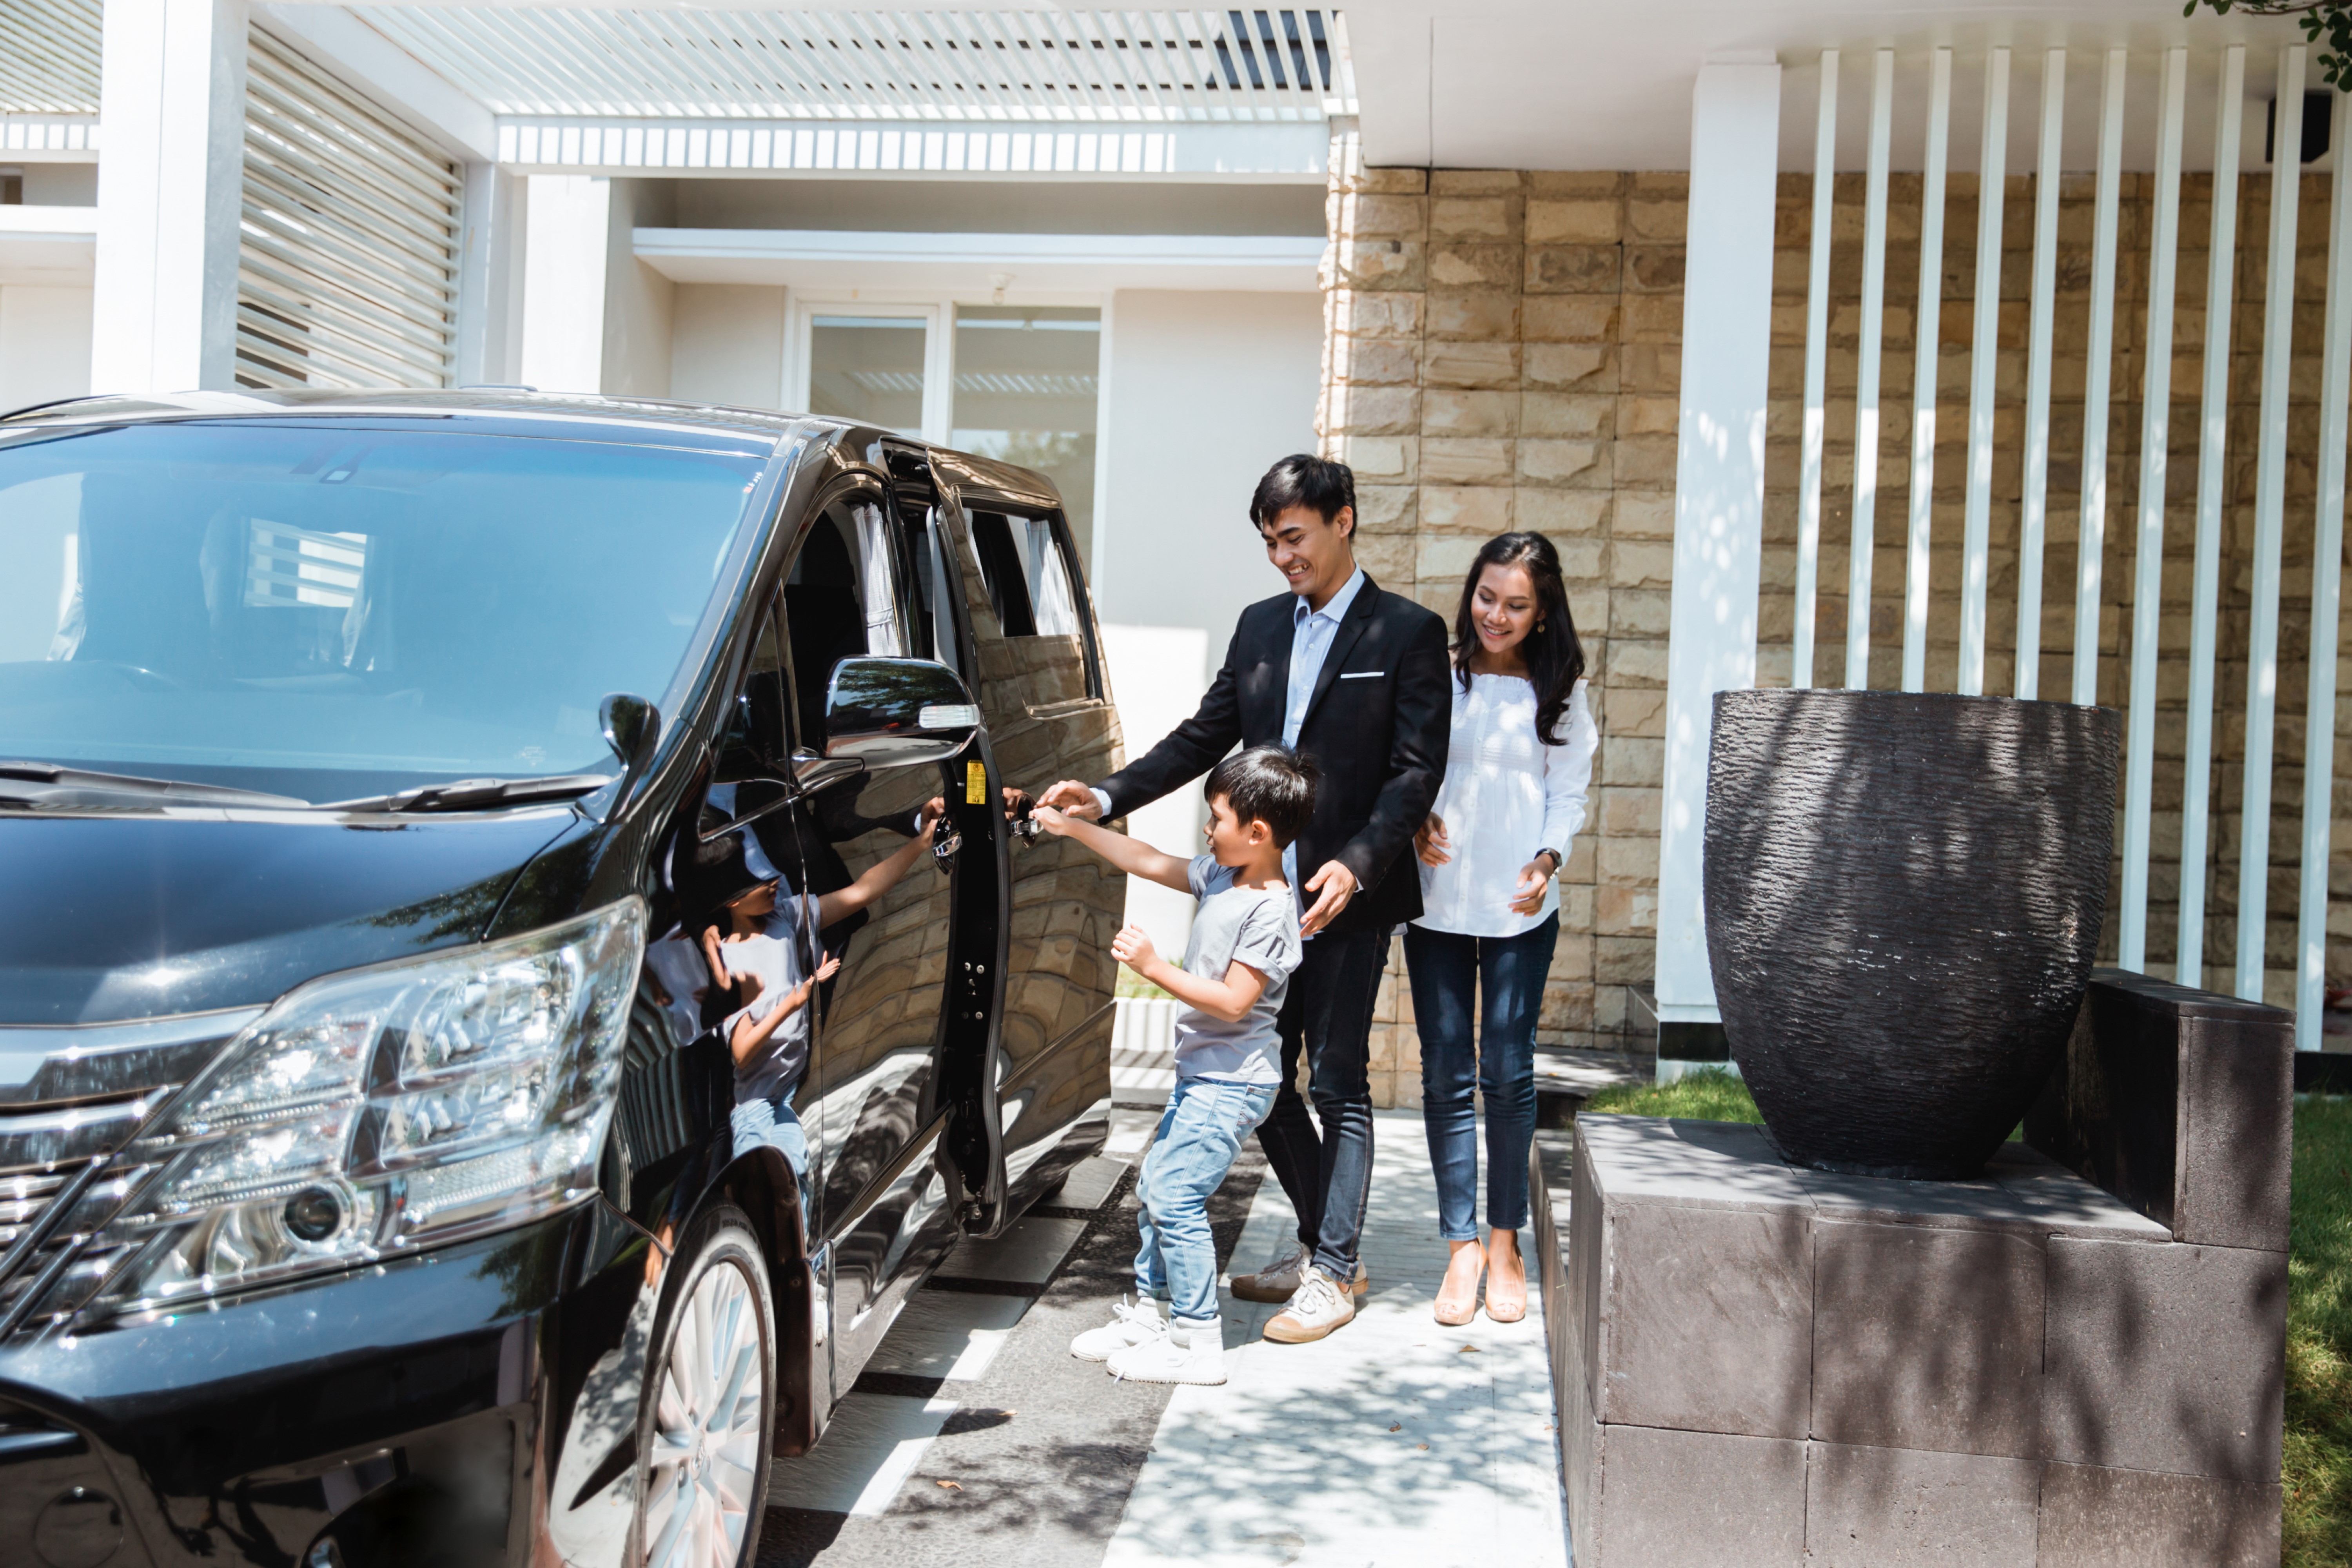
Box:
[1577,1073,2352,1564]
[2287,1095,2352,1566]
[1582,1067,1763,1124]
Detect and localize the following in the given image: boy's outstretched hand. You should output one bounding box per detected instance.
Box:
[1109,922,1159,973]
[1028,803,1074,837]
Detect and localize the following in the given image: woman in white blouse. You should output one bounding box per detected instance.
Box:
[1410,531,1597,1324]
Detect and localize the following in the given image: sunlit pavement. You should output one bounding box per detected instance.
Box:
[756,1105,1569,1568]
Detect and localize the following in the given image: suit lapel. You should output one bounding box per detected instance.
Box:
[1298,575,1379,735]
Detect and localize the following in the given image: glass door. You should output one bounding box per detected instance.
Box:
[792,304,944,439]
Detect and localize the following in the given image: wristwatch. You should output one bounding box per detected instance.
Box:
[1532,848,1562,875]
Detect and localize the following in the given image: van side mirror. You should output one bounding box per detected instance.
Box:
[824,657,980,766]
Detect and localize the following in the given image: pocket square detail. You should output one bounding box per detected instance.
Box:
[1338,671,1385,680]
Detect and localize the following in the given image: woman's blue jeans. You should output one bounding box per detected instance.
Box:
[1404,914,1556,1240]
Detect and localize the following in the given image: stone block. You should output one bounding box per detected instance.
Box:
[1420,483,1514,535]
[1352,483,1417,533]
[1599,1199,1813,1437]
[1803,1443,2042,1567]
[1811,1220,2044,1459]
[2026,968,2293,1251]
[1430,167,1521,194]
[1428,243,1519,288]
[1421,437,1515,486]
[1522,391,1615,438]
[1528,245,1623,293]
[1421,387,1518,436]
[1613,490,1676,538]
[1426,290,1520,341]
[1429,195,1514,238]
[1327,237,1424,291]
[1321,383,1419,436]
[1327,290,1423,338]
[1423,339,1521,388]
[1516,487,1610,537]
[1528,197,1624,243]
[1625,245,1687,293]
[2037,1461,2283,1567]
[1524,295,1620,343]
[1525,341,1614,389]
[1581,1424,1808,1568]
[1336,192,1426,239]
[1520,438,1610,487]
[2042,1236,2286,1483]
[1327,336,1421,386]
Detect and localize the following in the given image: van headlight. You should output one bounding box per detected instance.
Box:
[85,898,646,1314]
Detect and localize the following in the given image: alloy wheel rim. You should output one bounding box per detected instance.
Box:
[642,1257,765,1568]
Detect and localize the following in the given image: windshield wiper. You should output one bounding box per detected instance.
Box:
[0,761,310,811]
[323,774,614,814]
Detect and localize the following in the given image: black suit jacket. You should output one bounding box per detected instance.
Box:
[1098,574,1452,935]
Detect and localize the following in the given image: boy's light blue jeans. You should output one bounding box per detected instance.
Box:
[732,1089,813,1231]
[1136,1075,1278,1324]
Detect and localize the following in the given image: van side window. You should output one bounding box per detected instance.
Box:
[714,594,788,781]
[968,509,1083,639]
[898,505,962,673]
[785,495,908,746]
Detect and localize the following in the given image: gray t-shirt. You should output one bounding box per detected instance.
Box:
[1174,854,1303,1085]
[720,888,817,1102]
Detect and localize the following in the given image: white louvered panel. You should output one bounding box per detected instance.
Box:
[237,29,461,391]
[351,8,1355,123]
[0,0,100,114]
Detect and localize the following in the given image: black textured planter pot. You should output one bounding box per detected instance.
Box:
[1703,688,2120,1180]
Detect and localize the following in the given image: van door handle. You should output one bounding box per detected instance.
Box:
[932,828,962,871]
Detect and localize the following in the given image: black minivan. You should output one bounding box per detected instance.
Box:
[0,391,1124,1568]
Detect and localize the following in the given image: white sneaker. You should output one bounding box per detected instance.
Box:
[1070,1295,1164,1362]
[1107,1314,1228,1384]
[1231,1244,1369,1304]
[1263,1267,1356,1343]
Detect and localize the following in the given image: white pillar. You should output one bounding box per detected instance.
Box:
[455,164,528,387]
[1655,57,1782,1026]
[519,174,612,394]
[90,0,249,394]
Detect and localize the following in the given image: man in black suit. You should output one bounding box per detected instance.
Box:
[1039,454,1450,1343]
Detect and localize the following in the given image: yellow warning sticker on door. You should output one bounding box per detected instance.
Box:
[965,760,987,804]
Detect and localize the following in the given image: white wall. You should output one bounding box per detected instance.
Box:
[1094,288,1324,641]
[603,178,674,397]
[1100,623,1212,956]
[670,284,786,410]
[0,285,94,409]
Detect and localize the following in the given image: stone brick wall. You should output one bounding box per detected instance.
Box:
[1315,133,1688,1104]
[1318,138,2352,1108]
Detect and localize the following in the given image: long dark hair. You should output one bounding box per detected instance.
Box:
[1449,531,1584,744]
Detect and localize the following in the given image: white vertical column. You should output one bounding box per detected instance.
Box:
[2120,47,2189,975]
[2180,45,2247,990]
[1902,49,1953,693]
[2297,87,2352,1046]
[454,165,527,387]
[2017,51,2067,700]
[1655,58,1783,1027]
[2238,44,2307,1002]
[1847,49,1895,689]
[1959,48,2011,697]
[519,174,613,394]
[2073,50,2128,708]
[1795,49,1839,690]
[89,0,250,394]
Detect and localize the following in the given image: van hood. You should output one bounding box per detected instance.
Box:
[0,809,579,1024]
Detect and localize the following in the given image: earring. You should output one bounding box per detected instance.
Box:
[1537,621,1546,634]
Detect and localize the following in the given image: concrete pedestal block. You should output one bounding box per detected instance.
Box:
[2043,1237,2287,1482]
[1541,1112,2286,1566]
[1804,1442,2042,1566]
[2038,1462,2282,1567]
[2027,967,2292,1250]
[1813,1220,2045,1458]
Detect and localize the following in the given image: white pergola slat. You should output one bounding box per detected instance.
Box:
[0,0,100,115]
[350,7,1356,122]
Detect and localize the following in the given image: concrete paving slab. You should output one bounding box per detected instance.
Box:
[933,1216,1091,1286]
[862,1292,1032,1383]
[1047,1155,1131,1213]
[1105,1110,1568,1568]
[769,1393,958,1515]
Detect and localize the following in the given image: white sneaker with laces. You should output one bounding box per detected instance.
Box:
[1107,1314,1227,1384]
[1263,1266,1356,1343]
[1070,1295,1164,1362]
[1232,1243,1369,1304]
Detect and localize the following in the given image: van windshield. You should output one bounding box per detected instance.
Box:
[0,422,767,801]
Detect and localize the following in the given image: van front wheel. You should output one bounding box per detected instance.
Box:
[635,1206,774,1568]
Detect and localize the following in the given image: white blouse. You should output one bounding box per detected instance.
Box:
[1414,673,1598,939]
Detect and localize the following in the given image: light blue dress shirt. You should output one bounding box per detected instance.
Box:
[1283,566,1367,748]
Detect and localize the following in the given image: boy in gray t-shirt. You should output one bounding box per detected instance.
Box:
[1033,744,1315,1385]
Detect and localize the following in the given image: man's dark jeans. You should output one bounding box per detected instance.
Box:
[1258,925,1392,1282]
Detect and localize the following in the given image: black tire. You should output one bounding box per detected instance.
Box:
[630,1205,775,1568]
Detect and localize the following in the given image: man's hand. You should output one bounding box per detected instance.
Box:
[1109,922,1160,974]
[1300,860,1359,937]
[1415,814,1452,868]
[1036,780,1104,820]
